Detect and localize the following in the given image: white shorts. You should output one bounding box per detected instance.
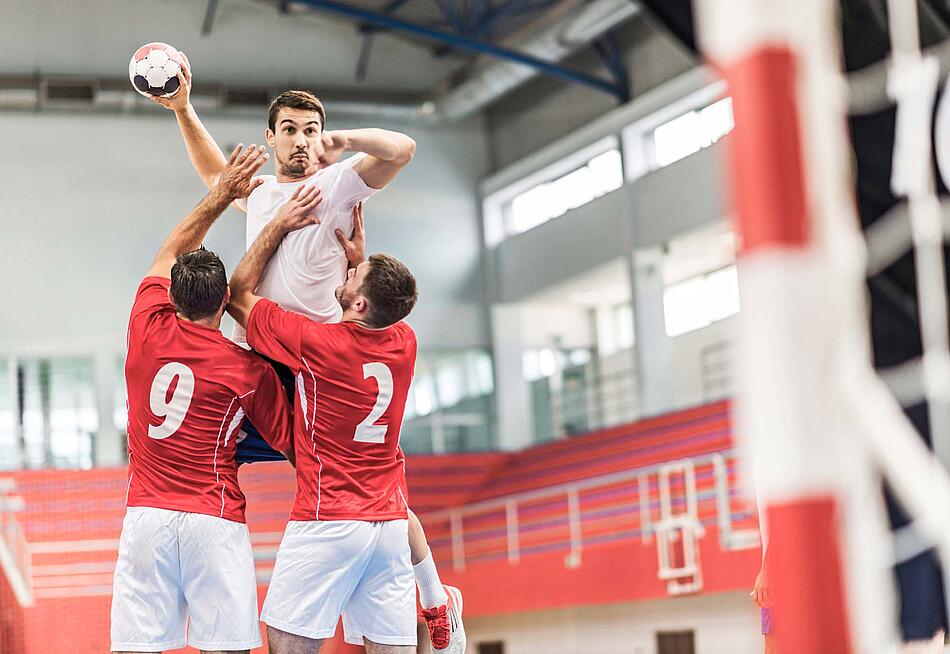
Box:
[261,519,416,647]
[110,507,262,652]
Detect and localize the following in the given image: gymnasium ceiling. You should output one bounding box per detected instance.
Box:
[0,0,642,119]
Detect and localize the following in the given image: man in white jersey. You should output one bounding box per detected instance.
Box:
[151,58,465,653]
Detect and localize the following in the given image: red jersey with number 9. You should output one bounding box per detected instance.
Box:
[246,298,416,521]
[124,277,293,523]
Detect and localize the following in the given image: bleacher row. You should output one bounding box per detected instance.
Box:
[0,399,761,653]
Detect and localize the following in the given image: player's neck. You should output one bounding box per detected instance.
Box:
[275,165,311,184]
[177,312,221,331]
[341,312,386,331]
[275,172,306,184]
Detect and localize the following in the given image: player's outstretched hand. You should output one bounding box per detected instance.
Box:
[275,185,323,233]
[149,51,193,113]
[217,144,269,200]
[335,203,366,267]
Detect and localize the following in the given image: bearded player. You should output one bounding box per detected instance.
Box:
[111,144,294,654]
[228,192,421,652]
[150,56,464,652]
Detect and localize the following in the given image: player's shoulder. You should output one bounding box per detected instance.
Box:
[298,319,352,350]
[129,276,173,322]
[392,320,416,341]
[133,275,171,300]
[208,336,273,382]
[216,335,263,363]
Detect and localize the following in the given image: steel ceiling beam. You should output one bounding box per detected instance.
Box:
[201,0,220,35]
[291,0,628,99]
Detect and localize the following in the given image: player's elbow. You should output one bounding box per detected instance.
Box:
[394,135,416,164]
[225,294,251,327]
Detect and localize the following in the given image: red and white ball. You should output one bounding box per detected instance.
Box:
[129,42,184,98]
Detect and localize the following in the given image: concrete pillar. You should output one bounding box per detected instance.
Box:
[628,246,675,415]
[94,351,123,466]
[491,303,534,451]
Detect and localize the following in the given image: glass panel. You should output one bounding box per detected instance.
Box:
[664,265,740,337]
[20,357,96,469]
[526,346,639,443]
[654,111,703,168]
[705,265,741,322]
[507,149,624,236]
[664,276,710,337]
[653,97,734,168]
[402,349,495,452]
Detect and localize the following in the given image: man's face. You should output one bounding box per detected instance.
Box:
[335,261,371,311]
[267,107,323,179]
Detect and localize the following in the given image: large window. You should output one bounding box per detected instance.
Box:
[401,350,495,454]
[663,265,740,337]
[521,348,591,382]
[19,357,97,469]
[505,149,623,236]
[652,97,734,168]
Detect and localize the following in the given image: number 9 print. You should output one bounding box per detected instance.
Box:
[148,362,196,440]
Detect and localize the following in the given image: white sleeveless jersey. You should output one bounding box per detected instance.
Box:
[233,154,378,345]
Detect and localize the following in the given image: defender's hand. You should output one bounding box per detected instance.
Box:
[335,203,366,268]
[217,144,269,200]
[149,51,193,113]
[274,185,323,233]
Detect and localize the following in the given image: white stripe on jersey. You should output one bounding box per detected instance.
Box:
[214,397,239,517]
[224,407,247,448]
[302,356,322,520]
[398,457,408,512]
[212,390,254,518]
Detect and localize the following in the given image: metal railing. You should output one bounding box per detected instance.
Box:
[419,448,759,594]
[0,479,33,607]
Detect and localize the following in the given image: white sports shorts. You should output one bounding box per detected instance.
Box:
[261,519,416,647]
[110,506,262,652]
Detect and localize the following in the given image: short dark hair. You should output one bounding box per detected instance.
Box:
[170,247,228,321]
[361,254,418,328]
[268,90,326,132]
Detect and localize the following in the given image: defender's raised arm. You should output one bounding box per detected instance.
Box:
[227,184,323,326]
[146,144,267,279]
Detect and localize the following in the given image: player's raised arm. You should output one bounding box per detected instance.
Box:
[243,367,296,467]
[312,128,416,190]
[146,144,268,279]
[150,54,234,195]
[227,185,324,325]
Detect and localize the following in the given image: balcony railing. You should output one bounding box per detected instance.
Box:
[418,447,758,595]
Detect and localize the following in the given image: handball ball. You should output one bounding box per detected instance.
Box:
[129,42,184,98]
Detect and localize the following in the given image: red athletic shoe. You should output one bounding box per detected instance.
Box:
[421,585,466,653]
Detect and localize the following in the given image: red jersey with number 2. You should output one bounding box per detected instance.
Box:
[247,298,415,521]
[124,277,293,523]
